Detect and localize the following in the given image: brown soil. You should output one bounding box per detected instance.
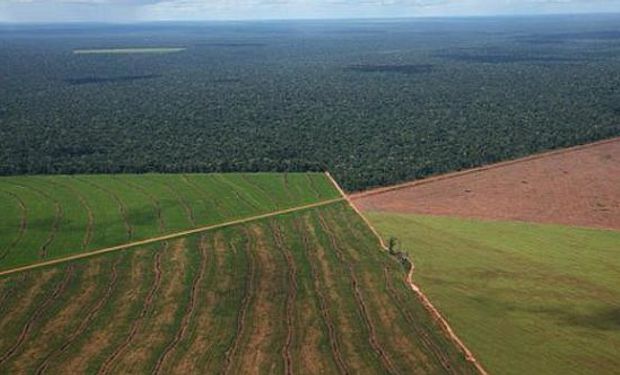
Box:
[36,256,122,374]
[113,240,188,373]
[235,225,282,374]
[153,237,207,374]
[96,248,163,375]
[222,229,257,375]
[298,216,348,374]
[0,272,55,349]
[352,138,620,231]
[270,221,296,375]
[316,212,398,375]
[14,260,103,374]
[0,265,74,366]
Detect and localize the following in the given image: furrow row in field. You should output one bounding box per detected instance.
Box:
[0,199,478,374]
[214,175,262,211]
[152,236,208,375]
[74,177,134,241]
[241,175,281,210]
[296,216,349,374]
[51,179,95,251]
[97,249,163,375]
[180,174,226,220]
[148,176,196,226]
[0,265,74,366]
[304,173,323,200]
[14,183,65,259]
[35,256,122,375]
[116,176,166,233]
[222,232,256,375]
[270,220,297,375]
[0,190,27,261]
[316,211,398,375]
[383,267,456,374]
[235,224,288,374]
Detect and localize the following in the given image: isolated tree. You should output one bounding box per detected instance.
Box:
[387,237,398,255]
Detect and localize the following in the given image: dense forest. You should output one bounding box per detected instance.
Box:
[1,15,619,191]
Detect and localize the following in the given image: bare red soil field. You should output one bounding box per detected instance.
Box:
[352,138,620,231]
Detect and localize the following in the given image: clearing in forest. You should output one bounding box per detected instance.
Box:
[73,48,186,54]
[352,137,620,231]
[0,201,478,374]
[0,173,339,271]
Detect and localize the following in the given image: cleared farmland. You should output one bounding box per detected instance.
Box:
[366,212,620,375]
[0,173,340,271]
[0,202,477,374]
[352,137,620,231]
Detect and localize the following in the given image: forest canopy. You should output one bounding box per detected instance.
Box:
[1,15,619,191]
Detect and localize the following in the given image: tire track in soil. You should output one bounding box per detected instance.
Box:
[295,216,349,375]
[316,212,398,375]
[35,256,123,375]
[270,221,297,375]
[0,190,27,261]
[73,177,133,241]
[13,183,63,259]
[96,249,163,375]
[0,265,75,366]
[152,236,208,375]
[180,174,226,218]
[222,230,256,375]
[116,177,166,233]
[383,267,456,375]
[149,176,196,227]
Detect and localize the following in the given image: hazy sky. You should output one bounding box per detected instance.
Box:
[1,0,620,23]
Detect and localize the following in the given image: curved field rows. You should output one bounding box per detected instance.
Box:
[0,202,477,374]
[0,173,340,271]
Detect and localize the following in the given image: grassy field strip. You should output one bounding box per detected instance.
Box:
[73,48,186,54]
[0,197,344,278]
[0,173,340,270]
[367,213,620,375]
[350,136,620,199]
[325,172,489,375]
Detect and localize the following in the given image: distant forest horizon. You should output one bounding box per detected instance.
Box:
[1,14,619,191]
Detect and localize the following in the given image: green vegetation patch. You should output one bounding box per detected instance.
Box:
[73,48,186,54]
[0,203,477,374]
[0,173,340,271]
[366,212,620,375]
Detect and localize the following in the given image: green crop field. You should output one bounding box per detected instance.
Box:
[366,212,620,375]
[0,202,476,374]
[0,173,339,271]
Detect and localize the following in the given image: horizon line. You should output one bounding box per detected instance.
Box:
[1,11,620,26]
